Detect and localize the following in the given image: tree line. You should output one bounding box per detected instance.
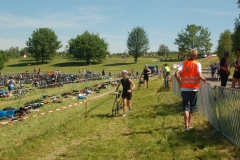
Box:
[1,1,240,71]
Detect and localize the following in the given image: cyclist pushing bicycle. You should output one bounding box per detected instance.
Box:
[115,70,135,117]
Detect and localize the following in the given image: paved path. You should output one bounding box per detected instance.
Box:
[202,69,232,88]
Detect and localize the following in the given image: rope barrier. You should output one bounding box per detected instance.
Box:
[0,90,114,126]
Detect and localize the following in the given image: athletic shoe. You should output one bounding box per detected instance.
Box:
[184,127,189,132]
[122,114,126,117]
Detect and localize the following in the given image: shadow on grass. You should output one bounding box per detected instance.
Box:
[7,62,49,67]
[103,62,135,66]
[90,113,113,118]
[52,61,99,67]
[157,86,171,93]
[150,101,182,118]
[19,59,36,62]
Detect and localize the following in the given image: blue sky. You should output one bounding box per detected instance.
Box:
[0,0,239,53]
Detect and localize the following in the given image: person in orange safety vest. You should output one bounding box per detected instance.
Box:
[174,49,206,132]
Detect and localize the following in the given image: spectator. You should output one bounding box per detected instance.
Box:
[216,61,220,81]
[231,48,240,89]
[174,49,206,131]
[141,64,151,89]
[131,68,135,79]
[220,51,230,87]
[102,69,105,79]
[163,64,171,87]
[210,64,216,78]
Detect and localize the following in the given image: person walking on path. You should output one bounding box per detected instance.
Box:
[141,64,151,89]
[231,48,240,89]
[6,76,19,100]
[115,70,135,117]
[174,49,206,131]
[210,64,216,79]
[163,63,171,87]
[220,51,230,87]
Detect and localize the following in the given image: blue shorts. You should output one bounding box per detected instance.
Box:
[8,86,14,91]
[181,91,198,112]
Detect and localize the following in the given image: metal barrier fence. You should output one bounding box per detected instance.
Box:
[197,82,220,131]
[171,76,239,147]
[171,75,181,98]
[215,86,240,147]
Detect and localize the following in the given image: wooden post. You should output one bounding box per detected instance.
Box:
[85,99,88,125]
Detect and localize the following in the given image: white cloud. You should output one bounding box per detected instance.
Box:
[0,6,107,29]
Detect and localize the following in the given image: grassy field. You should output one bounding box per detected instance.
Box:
[0,56,239,160]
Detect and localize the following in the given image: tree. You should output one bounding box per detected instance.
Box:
[68,31,109,64]
[216,30,234,62]
[0,50,8,71]
[6,47,21,58]
[127,26,149,63]
[157,44,170,58]
[174,24,213,54]
[20,47,31,57]
[232,25,240,51]
[26,28,62,63]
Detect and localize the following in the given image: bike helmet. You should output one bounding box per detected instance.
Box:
[121,70,128,74]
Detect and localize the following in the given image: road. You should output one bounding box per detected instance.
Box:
[202,69,232,88]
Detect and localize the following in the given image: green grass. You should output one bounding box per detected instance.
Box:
[0,56,239,160]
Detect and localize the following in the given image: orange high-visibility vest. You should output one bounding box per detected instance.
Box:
[181,60,200,89]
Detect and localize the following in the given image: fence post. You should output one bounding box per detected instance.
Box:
[85,99,88,125]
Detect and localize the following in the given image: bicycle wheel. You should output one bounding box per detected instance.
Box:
[112,98,117,117]
[138,79,141,90]
[116,98,122,115]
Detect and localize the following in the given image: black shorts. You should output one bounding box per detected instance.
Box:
[144,76,149,82]
[233,70,240,79]
[181,91,198,112]
[122,92,132,100]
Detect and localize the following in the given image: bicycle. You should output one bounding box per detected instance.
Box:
[112,90,122,117]
[137,77,144,90]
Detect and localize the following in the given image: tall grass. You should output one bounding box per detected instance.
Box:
[0,56,239,159]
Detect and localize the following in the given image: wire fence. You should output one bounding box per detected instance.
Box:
[171,76,240,147]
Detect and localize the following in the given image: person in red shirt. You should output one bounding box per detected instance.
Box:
[231,48,240,88]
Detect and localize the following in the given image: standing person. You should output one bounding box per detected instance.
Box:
[115,70,135,117]
[102,69,105,79]
[141,64,151,89]
[6,76,19,100]
[174,49,206,131]
[216,61,220,81]
[34,67,36,73]
[163,63,171,87]
[231,48,240,89]
[135,71,139,79]
[210,64,216,79]
[220,51,230,87]
[131,68,135,79]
